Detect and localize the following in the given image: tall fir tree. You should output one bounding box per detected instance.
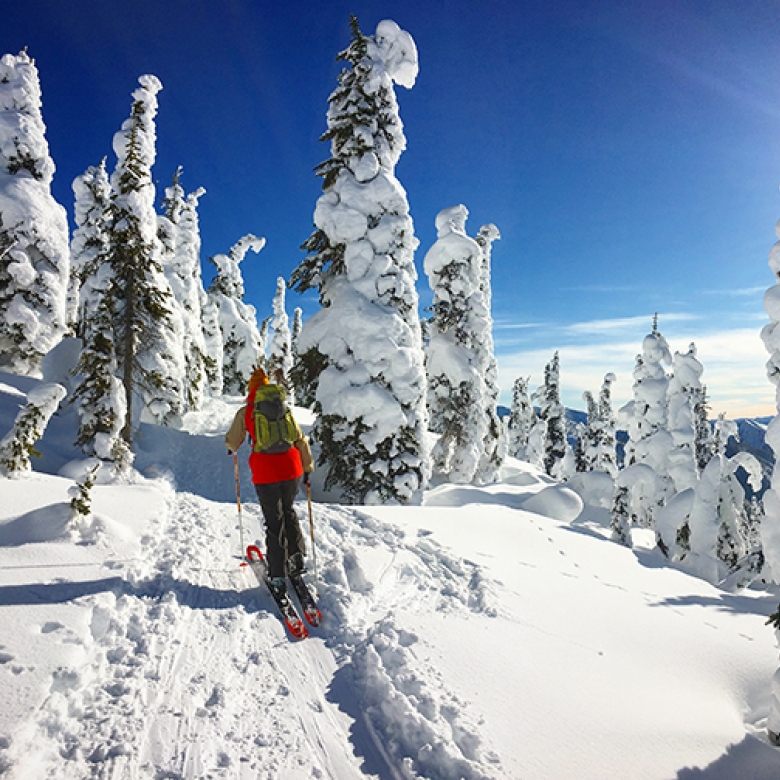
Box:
[579,373,618,476]
[289,17,430,503]
[666,344,703,493]
[0,50,70,375]
[70,161,131,465]
[506,376,535,461]
[533,352,569,479]
[160,169,209,410]
[474,223,504,483]
[425,205,489,484]
[760,198,780,743]
[693,385,714,472]
[617,319,674,530]
[268,276,293,394]
[108,75,186,440]
[207,234,265,394]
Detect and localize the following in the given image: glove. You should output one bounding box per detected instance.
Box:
[303,472,310,485]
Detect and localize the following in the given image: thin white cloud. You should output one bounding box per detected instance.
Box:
[492,320,544,331]
[701,286,767,297]
[562,312,697,337]
[563,284,639,294]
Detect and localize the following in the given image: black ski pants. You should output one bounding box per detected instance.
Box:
[253,476,305,579]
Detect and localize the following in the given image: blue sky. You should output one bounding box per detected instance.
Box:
[5,0,780,417]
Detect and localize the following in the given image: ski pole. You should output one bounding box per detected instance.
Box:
[305,481,319,596]
[233,452,245,561]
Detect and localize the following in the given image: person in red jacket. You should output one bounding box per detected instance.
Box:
[225,367,314,599]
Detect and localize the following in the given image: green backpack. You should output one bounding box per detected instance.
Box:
[252,384,297,454]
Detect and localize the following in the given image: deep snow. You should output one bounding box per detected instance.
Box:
[1,372,780,779]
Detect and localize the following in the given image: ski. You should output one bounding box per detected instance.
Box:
[288,572,322,627]
[245,545,308,640]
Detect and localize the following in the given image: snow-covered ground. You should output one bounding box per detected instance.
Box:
[2,372,780,779]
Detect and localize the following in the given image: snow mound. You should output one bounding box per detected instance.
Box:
[0,503,71,546]
[521,484,583,522]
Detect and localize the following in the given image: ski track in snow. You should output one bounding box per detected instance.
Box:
[1,488,504,780]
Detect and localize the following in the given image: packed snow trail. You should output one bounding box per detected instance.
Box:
[1,481,503,780]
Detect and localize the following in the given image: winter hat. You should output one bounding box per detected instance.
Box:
[247,367,269,395]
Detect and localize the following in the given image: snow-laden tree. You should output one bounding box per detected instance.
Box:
[0,51,69,376]
[160,169,209,410]
[579,372,618,477]
[666,344,703,493]
[207,234,265,395]
[70,160,111,337]
[268,276,293,393]
[617,321,674,530]
[506,376,535,460]
[693,384,714,472]
[289,17,430,504]
[108,75,186,439]
[533,352,569,479]
[201,296,224,397]
[425,205,489,484]
[69,161,132,467]
[291,306,303,357]
[474,223,504,483]
[685,420,762,584]
[0,383,65,474]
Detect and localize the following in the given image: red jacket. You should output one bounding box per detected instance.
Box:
[243,391,304,485]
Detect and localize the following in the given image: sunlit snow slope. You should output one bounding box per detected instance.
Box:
[1,372,780,779]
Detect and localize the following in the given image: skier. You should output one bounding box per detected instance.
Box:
[226,366,314,601]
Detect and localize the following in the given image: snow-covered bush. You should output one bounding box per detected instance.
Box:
[290,17,430,504]
[0,51,70,375]
[0,383,65,475]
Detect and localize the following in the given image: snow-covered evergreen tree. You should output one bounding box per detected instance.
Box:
[0,51,69,376]
[0,383,65,474]
[289,17,430,503]
[160,169,209,410]
[425,205,489,484]
[474,223,504,483]
[268,276,293,394]
[291,307,303,358]
[69,161,132,467]
[693,385,714,472]
[666,344,702,493]
[761,206,780,742]
[108,75,186,439]
[687,437,762,583]
[70,160,111,337]
[618,320,674,530]
[507,376,535,460]
[533,352,569,479]
[579,373,618,477]
[201,296,224,397]
[207,234,265,395]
